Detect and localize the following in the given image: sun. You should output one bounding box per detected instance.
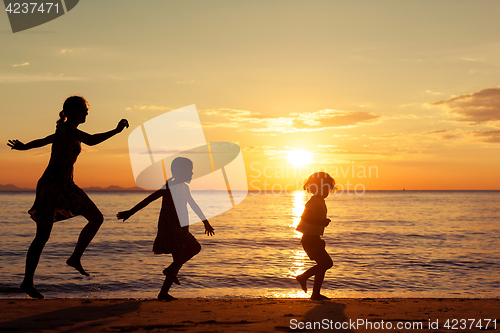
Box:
[287,149,313,166]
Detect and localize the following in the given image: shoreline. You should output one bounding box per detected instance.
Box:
[2,189,500,192]
[1,298,498,332]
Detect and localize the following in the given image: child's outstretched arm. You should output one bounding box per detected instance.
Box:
[117,189,163,222]
[7,134,55,150]
[187,194,215,236]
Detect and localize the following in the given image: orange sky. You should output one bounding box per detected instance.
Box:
[2,1,500,190]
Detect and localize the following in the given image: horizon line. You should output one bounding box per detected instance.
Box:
[1,184,500,192]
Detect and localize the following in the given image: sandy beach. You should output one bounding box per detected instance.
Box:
[0,298,497,332]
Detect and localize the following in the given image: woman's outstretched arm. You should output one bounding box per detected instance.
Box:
[117,188,163,222]
[67,119,129,146]
[7,134,55,151]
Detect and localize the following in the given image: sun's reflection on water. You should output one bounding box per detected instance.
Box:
[270,290,346,299]
[285,191,309,287]
[271,290,307,299]
[290,190,307,238]
[288,250,308,277]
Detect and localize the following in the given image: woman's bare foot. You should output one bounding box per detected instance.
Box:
[310,294,330,300]
[66,257,90,276]
[20,281,44,299]
[163,268,180,285]
[296,274,308,292]
[158,293,178,301]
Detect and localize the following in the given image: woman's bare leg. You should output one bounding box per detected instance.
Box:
[21,222,53,299]
[66,203,103,276]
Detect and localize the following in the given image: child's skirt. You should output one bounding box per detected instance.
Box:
[153,224,201,255]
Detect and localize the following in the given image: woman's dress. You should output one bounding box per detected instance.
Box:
[28,122,94,226]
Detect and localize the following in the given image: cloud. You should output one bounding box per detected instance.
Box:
[429,87,500,124]
[204,109,270,122]
[315,145,420,157]
[399,103,418,108]
[203,108,381,134]
[59,48,89,55]
[203,109,292,132]
[201,121,240,128]
[424,129,448,135]
[291,109,380,129]
[375,126,500,145]
[243,145,278,155]
[131,105,173,111]
[473,130,500,143]
[0,74,82,83]
[11,62,29,67]
[423,129,462,141]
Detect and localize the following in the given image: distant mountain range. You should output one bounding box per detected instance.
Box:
[0,184,145,192]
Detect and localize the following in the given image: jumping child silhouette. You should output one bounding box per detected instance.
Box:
[117,157,215,301]
[295,172,335,300]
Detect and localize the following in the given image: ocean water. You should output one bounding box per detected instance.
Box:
[0,190,498,299]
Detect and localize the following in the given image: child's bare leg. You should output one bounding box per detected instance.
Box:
[296,262,326,292]
[158,276,177,300]
[310,252,333,300]
[67,205,103,276]
[164,243,201,279]
[21,222,53,299]
[296,274,308,292]
[158,244,201,299]
[158,259,189,298]
[163,266,180,285]
[297,265,323,292]
[163,260,184,280]
[311,270,328,299]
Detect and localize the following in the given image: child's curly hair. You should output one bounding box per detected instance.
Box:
[303,172,335,194]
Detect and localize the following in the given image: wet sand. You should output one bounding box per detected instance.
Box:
[0,298,498,332]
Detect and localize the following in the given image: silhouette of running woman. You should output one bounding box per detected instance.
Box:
[295,172,335,300]
[117,157,215,301]
[8,96,129,299]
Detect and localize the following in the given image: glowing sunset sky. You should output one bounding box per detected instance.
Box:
[1,1,500,190]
